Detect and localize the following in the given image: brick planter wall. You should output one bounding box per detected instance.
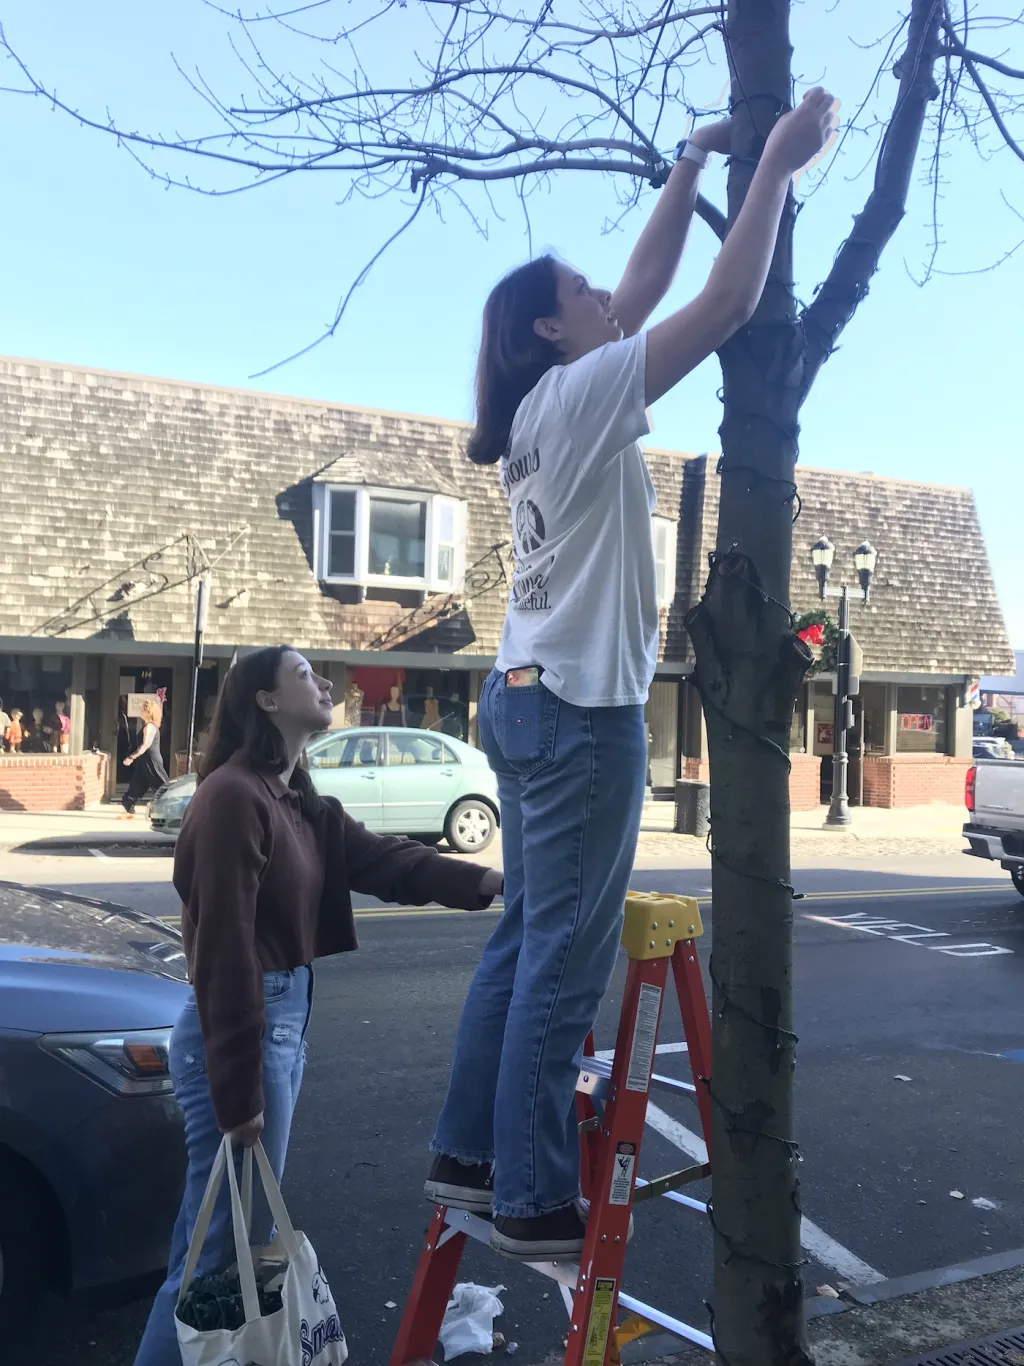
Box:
[680,754,822,812]
[790,753,822,811]
[0,754,110,811]
[862,755,970,808]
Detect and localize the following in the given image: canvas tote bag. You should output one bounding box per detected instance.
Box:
[175,1135,348,1366]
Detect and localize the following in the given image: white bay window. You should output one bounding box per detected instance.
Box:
[315,485,466,592]
[652,516,678,609]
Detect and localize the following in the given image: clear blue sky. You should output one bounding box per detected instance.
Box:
[1,2,1020,645]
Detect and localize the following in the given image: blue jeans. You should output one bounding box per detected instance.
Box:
[432,670,646,1218]
[134,966,313,1366]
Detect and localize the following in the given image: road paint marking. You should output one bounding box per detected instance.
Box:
[796,883,1007,901]
[805,910,1014,957]
[88,847,112,861]
[642,1101,884,1284]
[150,882,1013,931]
[151,883,1010,928]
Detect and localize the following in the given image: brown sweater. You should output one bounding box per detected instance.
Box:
[174,750,494,1130]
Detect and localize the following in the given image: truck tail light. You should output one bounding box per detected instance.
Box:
[965,765,976,813]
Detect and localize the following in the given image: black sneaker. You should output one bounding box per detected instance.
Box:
[424,1154,494,1214]
[491,1197,634,1262]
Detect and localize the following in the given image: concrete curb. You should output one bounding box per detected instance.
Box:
[612,1246,1024,1364]
[0,832,175,854]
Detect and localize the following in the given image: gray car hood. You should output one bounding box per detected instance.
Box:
[0,882,190,1033]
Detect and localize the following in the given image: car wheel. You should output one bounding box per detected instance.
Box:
[0,1154,52,1336]
[1011,865,1024,898]
[445,799,496,854]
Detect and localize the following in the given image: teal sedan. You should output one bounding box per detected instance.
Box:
[149,728,500,853]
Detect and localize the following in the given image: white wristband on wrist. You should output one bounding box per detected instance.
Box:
[677,141,709,170]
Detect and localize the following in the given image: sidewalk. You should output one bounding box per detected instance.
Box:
[591,1249,1024,1365]
[0,803,172,852]
[638,798,966,861]
[0,800,968,859]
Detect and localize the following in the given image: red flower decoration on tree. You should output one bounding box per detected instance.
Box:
[798,623,825,647]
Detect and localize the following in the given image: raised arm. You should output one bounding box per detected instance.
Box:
[340,803,501,908]
[611,119,732,339]
[644,88,837,406]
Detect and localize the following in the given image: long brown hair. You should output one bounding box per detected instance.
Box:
[467,254,561,466]
[199,645,322,819]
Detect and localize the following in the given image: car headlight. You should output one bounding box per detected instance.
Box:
[39,1027,175,1097]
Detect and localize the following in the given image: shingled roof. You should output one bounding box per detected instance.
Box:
[0,357,1011,677]
[0,356,686,660]
[665,455,1013,676]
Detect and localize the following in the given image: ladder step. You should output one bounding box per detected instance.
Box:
[632,1163,711,1203]
[617,1292,714,1353]
[437,1210,715,1353]
[578,1055,696,1099]
[440,1208,579,1290]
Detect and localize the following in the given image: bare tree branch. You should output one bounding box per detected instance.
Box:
[940,6,1024,161]
[935,44,1024,79]
[0,0,1019,372]
[695,193,727,240]
[799,0,945,397]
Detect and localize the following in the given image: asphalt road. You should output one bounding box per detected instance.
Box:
[5,852,1024,1366]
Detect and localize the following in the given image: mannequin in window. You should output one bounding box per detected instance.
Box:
[379,684,407,727]
[344,681,364,728]
[422,686,441,732]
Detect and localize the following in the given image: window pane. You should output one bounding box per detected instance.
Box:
[340,735,380,766]
[388,735,445,765]
[437,544,453,583]
[330,490,356,532]
[368,497,427,577]
[896,686,948,754]
[329,533,355,577]
[438,503,455,541]
[655,558,667,604]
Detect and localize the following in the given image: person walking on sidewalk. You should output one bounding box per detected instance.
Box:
[426,90,837,1261]
[134,645,502,1366]
[120,696,169,816]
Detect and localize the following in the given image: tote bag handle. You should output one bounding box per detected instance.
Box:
[176,1135,261,1323]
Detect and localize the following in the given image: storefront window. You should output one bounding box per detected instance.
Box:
[346,667,471,743]
[896,686,950,754]
[0,654,73,753]
[790,683,808,752]
[859,682,888,755]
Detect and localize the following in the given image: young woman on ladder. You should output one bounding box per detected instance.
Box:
[425,90,836,1261]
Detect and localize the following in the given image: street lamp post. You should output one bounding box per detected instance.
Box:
[185,575,210,775]
[810,538,877,828]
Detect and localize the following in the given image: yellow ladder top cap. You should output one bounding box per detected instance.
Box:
[621,892,704,960]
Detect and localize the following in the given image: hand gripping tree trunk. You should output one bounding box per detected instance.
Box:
[687,3,943,1363]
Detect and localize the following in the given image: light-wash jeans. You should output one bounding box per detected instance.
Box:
[432,669,646,1218]
[134,966,313,1366]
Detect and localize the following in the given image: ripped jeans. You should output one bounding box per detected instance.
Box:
[134,966,313,1366]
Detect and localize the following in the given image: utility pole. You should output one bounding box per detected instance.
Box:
[185,575,210,775]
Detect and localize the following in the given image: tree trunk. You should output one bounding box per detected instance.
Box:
[686,1,814,1362]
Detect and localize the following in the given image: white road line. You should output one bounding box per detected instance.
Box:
[643,1100,884,1284]
[88,847,111,861]
[594,1042,688,1061]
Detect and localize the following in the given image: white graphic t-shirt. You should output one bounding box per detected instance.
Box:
[495,332,660,708]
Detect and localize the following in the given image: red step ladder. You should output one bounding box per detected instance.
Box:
[391,893,714,1366]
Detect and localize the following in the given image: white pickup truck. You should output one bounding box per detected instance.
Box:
[964,760,1024,897]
